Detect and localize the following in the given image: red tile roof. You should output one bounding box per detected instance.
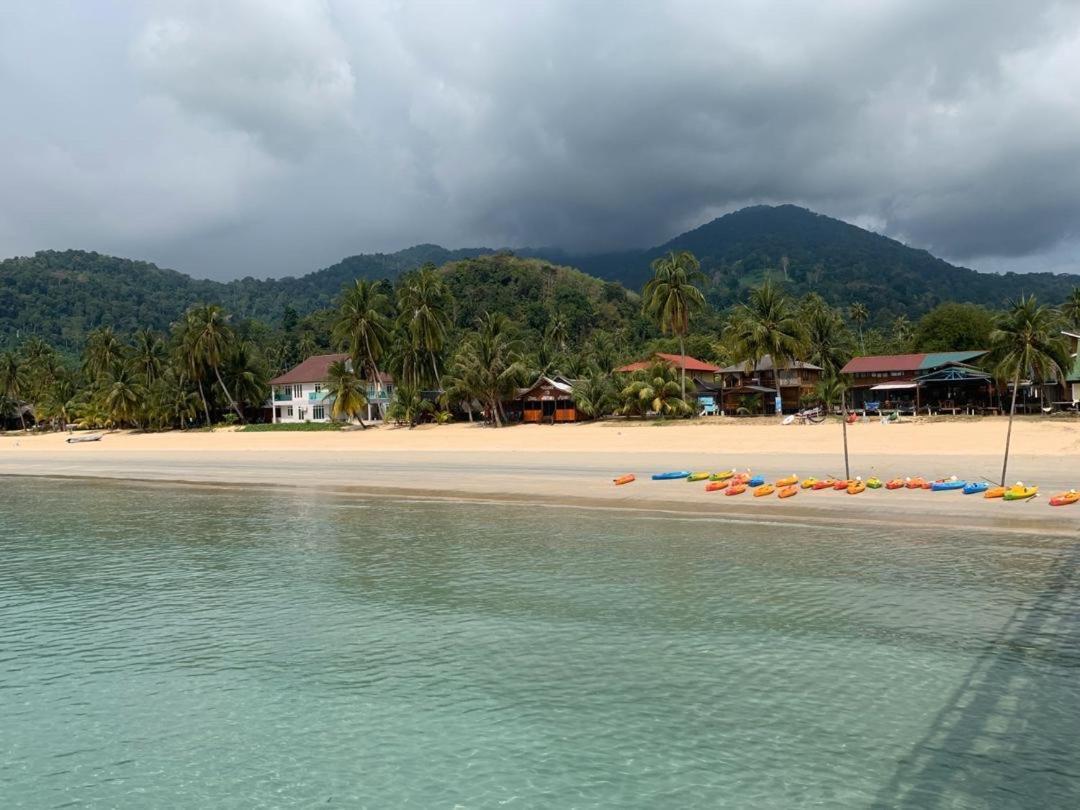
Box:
[840,354,927,374]
[270,353,393,385]
[616,353,721,373]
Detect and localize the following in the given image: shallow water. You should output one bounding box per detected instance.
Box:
[1,477,1078,808]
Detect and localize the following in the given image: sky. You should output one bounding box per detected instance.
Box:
[2,0,1080,281]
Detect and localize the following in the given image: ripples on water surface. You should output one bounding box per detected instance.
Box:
[1,477,1078,808]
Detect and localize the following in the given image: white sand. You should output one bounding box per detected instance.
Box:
[3,417,1080,535]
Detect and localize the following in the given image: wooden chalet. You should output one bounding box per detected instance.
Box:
[514,375,581,423]
[718,355,823,414]
[840,351,994,414]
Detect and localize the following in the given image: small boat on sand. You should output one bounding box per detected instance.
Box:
[777,485,798,498]
[833,480,850,491]
[686,472,710,482]
[613,474,636,486]
[705,481,728,492]
[866,477,883,489]
[66,434,102,444]
[812,479,836,490]
[652,471,691,480]
[775,474,798,487]
[931,478,966,491]
[847,481,866,495]
[725,483,747,496]
[800,477,817,489]
[753,484,775,497]
[963,482,989,495]
[748,476,766,487]
[1049,490,1079,506]
[885,479,905,490]
[906,478,926,489]
[984,486,1006,499]
[711,470,735,481]
[1003,485,1038,501]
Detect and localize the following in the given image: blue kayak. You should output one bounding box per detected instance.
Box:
[963,482,989,494]
[931,480,967,491]
[652,471,691,480]
[748,475,766,487]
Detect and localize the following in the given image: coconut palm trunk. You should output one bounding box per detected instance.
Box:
[1000,368,1021,486]
[678,334,687,400]
[197,379,211,426]
[213,366,245,422]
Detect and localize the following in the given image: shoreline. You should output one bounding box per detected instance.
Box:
[4,418,1080,536]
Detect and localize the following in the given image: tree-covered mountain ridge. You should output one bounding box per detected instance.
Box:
[3,204,1076,352]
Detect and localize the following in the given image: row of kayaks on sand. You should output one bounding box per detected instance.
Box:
[612,472,1079,506]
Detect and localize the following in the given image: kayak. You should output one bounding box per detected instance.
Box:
[731,473,751,485]
[705,481,728,492]
[753,484,775,497]
[812,479,837,490]
[1003,486,1038,501]
[710,470,735,481]
[833,480,850,491]
[800,477,817,489]
[963,482,989,495]
[775,474,798,487]
[1049,490,1079,506]
[931,480,966,491]
[687,472,710,482]
[984,486,1006,499]
[613,474,636,486]
[777,485,798,499]
[847,481,866,495]
[652,471,691,480]
[866,477,883,489]
[748,476,766,487]
[885,479,905,490]
[906,478,926,489]
[725,483,747,496]
[921,480,935,490]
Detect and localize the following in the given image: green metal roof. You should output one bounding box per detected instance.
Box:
[918,351,987,370]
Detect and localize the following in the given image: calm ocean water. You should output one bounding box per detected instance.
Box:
[1,477,1078,809]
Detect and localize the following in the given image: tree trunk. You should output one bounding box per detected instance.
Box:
[678,334,687,401]
[197,379,211,426]
[213,366,245,422]
[18,407,26,432]
[841,389,850,480]
[490,397,502,427]
[1001,369,1021,486]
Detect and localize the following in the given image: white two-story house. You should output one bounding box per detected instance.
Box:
[268,353,393,423]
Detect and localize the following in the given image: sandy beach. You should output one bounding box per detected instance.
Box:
[3,417,1080,535]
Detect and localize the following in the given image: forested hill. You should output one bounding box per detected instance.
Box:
[556,205,1075,320]
[3,205,1077,352]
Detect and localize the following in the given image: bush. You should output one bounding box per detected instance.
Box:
[240,422,345,432]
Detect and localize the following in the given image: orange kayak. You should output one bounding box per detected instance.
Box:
[885,479,905,490]
[753,484,775,497]
[847,482,866,495]
[984,486,1006,499]
[833,480,850,491]
[705,481,727,492]
[614,474,635,486]
[906,478,925,489]
[775,475,798,487]
[778,485,798,498]
[1049,490,1079,506]
[812,479,837,490]
[725,483,747,496]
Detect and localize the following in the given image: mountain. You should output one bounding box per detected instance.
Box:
[3,205,1077,352]
[557,205,1077,320]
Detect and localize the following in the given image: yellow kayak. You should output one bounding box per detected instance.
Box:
[753,484,776,497]
[775,474,798,487]
[711,470,735,481]
[800,477,818,489]
[1003,485,1038,501]
[847,481,866,495]
[686,472,710,482]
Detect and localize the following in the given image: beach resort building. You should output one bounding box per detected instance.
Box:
[840,351,994,414]
[512,375,582,423]
[1062,331,1080,406]
[717,356,823,415]
[268,353,393,423]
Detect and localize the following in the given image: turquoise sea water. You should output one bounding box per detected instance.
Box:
[1,477,1078,809]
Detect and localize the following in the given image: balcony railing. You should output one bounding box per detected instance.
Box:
[308,391,328,402]
[273,392,291,402]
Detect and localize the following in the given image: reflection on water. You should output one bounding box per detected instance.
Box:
[1,477,1078,808]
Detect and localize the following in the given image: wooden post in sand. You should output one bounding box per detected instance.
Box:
[842,389,851,480]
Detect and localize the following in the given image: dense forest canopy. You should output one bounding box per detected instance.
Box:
[4,205,1078,355]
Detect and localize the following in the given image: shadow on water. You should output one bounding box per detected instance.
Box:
[872,541,1080,809]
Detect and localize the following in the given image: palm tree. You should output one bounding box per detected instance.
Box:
[38,370,80,431]
[572,371,616,419]
[146,370,199,430]
[620,362,690,418]
[544,312,570,357]
[95,365,145,428]
[396,264,452,389]
[83,326,125,382]
[891,314,914,352]
[181,304,244,422]
[802,305,852,377]
[454,313,526,427]
[642,250,706,399]
[849,302,869,353]
[387,384,434,428]
[332,279,392,395]
[989,296,1070,485]
[0,350,29,430]
[726,279,805,416]
[130,329,165,387]
[221,341,269,411]
[1061,286,1080,331]
[325,359,369,427]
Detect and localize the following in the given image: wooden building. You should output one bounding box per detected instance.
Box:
[718,355,823,414]
[515,375,581,423]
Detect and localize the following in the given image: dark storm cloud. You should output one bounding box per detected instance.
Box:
[2,0,1080,279]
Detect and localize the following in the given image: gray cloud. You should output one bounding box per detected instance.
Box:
[2,0,1079,279]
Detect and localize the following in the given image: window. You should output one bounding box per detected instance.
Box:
[298,407,306,420]
[314,384,322,393]
[286,406,294,417]
[275,407,281,419]
[313,405,326,420]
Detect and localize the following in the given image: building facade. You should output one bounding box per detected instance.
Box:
[268,353,393,424]
[718,355,823,414]
[515,375,581,423]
